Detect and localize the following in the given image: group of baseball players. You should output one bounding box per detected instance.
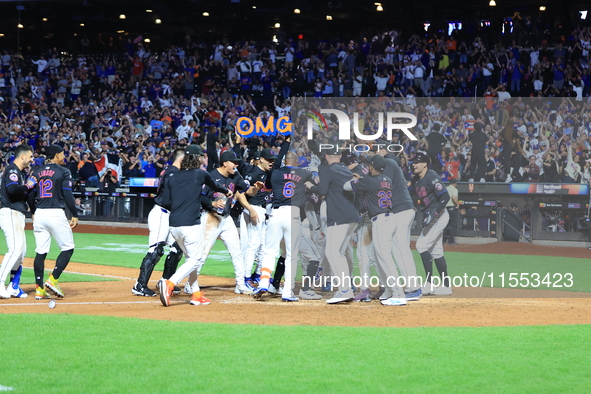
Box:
[0,137,453,306]
[0,144,78,301]
[129,131,453,307]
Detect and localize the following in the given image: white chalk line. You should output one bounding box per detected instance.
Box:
[0,300,171,307]
[0,385,14,391]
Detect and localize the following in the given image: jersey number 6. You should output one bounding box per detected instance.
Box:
[283,181,295,198]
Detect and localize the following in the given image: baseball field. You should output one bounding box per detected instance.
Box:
[1,224,590,393]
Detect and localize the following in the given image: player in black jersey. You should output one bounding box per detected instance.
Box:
[158,145,231,307]
[253,139,316,301]
[27,145,78,299]
[184,150,264,295]
[410,152,452,296]
[132,148,186,297]
[240,148,275,291]
[0,144,34,299]
[345,155,408,306]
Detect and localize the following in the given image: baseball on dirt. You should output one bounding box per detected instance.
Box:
[48,300,56,309]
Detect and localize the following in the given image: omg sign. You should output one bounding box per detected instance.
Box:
[236,116,292,138]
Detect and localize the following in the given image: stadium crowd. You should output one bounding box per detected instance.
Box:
[1,15,591,185]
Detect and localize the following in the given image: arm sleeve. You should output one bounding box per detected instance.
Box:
[27,187,37,214]
[318,167,331,197]
[274,139,290,169]
[63,189,79,218]
[203,171,229,194]
[160,175,172,210]
[427,190,450,216]
[6,183,29,195]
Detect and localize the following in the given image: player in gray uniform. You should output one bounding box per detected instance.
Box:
[377,147,422,301]
[0,144,34,299]
[410,152,452,295]
[318,147,360,304]
[27,145,79,299]
[132,148,186,297]
[344,155,407,306]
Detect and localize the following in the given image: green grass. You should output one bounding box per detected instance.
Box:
[1,231,590,292]
[0,314,589,393]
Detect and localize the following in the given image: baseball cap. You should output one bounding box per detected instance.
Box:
[412,152,431,165]
[539,140,548,146]
[370,155,386,171]
[510,202,518,208]
[323,146,341,156]
[185,145,204,156]
[220,150,240,163]
[45,144,64,158]
[250,151,261,161]
[341,151,358,165]
[260,148,276,161]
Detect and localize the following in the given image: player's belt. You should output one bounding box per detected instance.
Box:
[371,212,391,221]
[446,206,457,210]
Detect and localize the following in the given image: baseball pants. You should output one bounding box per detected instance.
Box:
[325,222,357,290]
[240,205,267,279]
[355,212,376,290]
[147,204,175,251]
[190,212,245,287]
[0,208,26,286]
[391,209,419,291]
[33,209,75,254]
[416,209,450,259]
[168,224,203,290]
[299,219,322,271]
[258,206,301,298]
[371,213,405,298]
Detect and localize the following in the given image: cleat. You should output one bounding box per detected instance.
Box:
[326,289,354,304]
[35,285,51,300]
[298,289,322,300]
[381,297,408,306]
[379,288,393,300]
[421,282,436,296]
[235,284,253,295]
[354,288,372,302]
[190,291,211,305]
[0,286,12,299]
[8,282,28,298]
[172,286,181,295]
[433,286,453,296]
[374,286,385,299]
[251,273,260,284]
[159,280,174,307]
[282,296,299,302]
[252,287,268,300]
[132,282,156,297]
[268,284,278,294]
[244,280,256,293]
[405,288,422,301]
[44,275,64,298]
[183,282,192,295]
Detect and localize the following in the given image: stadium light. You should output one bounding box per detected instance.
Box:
[272,35,278,43]
[80,23,85,27]
[581,10,588,20]
[144,38,150,43]
[116,30,125,33]
[423,22,430,31]
[17,23,23,28]
[119,14,126,19]
[155,19,162,24]
[146,9,153,13]
[42,18,48,22]
[0,34,4,37]
[326,15,333,20]
[274,22,280,28]
[252,5,256,8]
[294,9,300,14]
[203,12,210,16]
[376,3,384,11]
[539,6,546,11]
[489,0,496,6]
